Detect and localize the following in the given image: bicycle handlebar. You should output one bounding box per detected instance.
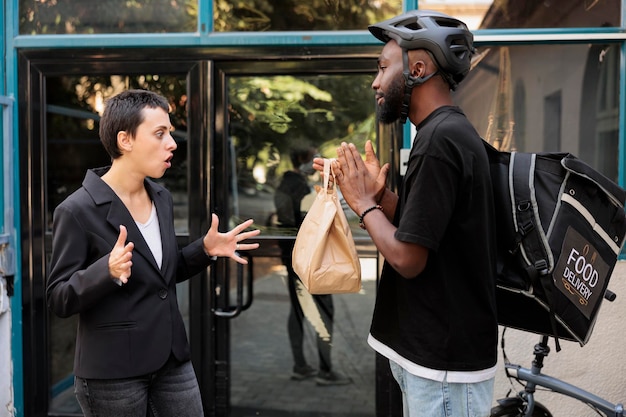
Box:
[604,288,617,302]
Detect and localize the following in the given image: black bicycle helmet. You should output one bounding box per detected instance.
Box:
[369,10,474,87]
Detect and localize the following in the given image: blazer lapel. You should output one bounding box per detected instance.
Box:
[83,169,165,279]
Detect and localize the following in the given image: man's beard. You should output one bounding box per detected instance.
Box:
[377,75,405,124]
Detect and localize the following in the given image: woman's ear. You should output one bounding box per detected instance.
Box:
[117,130,132,154]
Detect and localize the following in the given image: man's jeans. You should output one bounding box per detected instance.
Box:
[389,360,494,417]
[74,356,203,417]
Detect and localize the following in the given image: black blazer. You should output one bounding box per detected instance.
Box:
[47,167,213,379]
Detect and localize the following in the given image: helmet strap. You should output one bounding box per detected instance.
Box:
[399,49,438,124]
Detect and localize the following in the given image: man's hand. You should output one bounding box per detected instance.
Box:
[360,140,390,204]
[312,141,389,206]
[109,225,134,285]
[332,141,390,215]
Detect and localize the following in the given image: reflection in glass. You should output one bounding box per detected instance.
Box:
[214,0,402,31]
[226,74,379,414]
[418,0,619,30]
[456,43,620,181]
[477,0,620,29]
[227,74,376,239]
[19,0,620,35]
[229,256,377,416]
[46,74,189,414]
[215,0,621,32]
[19,0,196,34]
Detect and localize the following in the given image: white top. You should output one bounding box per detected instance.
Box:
[368,334,497,383]
[135,202,163,268]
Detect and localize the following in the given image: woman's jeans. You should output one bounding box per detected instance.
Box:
[74,355,203,417]
[389,360,494,417]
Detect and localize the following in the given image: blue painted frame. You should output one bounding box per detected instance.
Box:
[3,1,625,415]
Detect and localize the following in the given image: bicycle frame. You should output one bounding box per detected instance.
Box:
[504,336,625,417]
[496,289,625,417]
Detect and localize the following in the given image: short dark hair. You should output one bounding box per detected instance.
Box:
[289,146,317,168]
[99,89,170,159]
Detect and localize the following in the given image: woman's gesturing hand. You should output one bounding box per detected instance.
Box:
[203,214,261,264]
[109,225,134,285]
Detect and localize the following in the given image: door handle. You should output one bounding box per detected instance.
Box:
[213,253,254,318]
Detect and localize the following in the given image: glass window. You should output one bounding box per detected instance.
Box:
[19,0,197,35]
[455,43,620,181]
[214,1,621,34]
[418,0,620,30]
[214,0,402,31]
[226,74,376,239]
[20,0,619,35]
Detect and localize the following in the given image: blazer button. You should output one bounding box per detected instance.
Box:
[158,289,168,299]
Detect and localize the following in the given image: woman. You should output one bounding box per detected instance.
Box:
[46,89,260,416]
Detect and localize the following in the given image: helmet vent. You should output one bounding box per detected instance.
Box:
[434,17,464,29]
[404,22,421,31]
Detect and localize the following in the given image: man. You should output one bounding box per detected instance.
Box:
[315,10,498,417]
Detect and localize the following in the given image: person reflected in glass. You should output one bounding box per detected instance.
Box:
[46,89,261,416]
[274,145,351,386]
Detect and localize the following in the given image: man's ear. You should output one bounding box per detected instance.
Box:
[117,130,132,153]
[408,49,430,78]
[411,60,426,78]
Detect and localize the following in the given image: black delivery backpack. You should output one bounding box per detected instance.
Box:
[484,140,626,348]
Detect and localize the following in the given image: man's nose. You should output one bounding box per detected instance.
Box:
[371,74,381,90]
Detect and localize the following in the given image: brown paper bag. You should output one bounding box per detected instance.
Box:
[292,159,361,294]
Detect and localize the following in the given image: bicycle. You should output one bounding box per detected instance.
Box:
[490,289,625,417]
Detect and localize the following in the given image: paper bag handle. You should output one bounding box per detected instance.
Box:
[323,158,335,193]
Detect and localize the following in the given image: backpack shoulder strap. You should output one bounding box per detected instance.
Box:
[510,152,552,274]
[510,151,562,351]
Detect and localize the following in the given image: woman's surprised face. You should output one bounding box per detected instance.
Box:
[131,107,178,179]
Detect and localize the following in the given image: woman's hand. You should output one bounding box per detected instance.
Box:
[203,214,261,264]
[109,225,134,285]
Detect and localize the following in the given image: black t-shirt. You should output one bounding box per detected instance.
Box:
[274,171,311,261]
[369,106,498,372]
[274,171,310,228]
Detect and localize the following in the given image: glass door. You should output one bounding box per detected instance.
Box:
[214,66,381,416]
